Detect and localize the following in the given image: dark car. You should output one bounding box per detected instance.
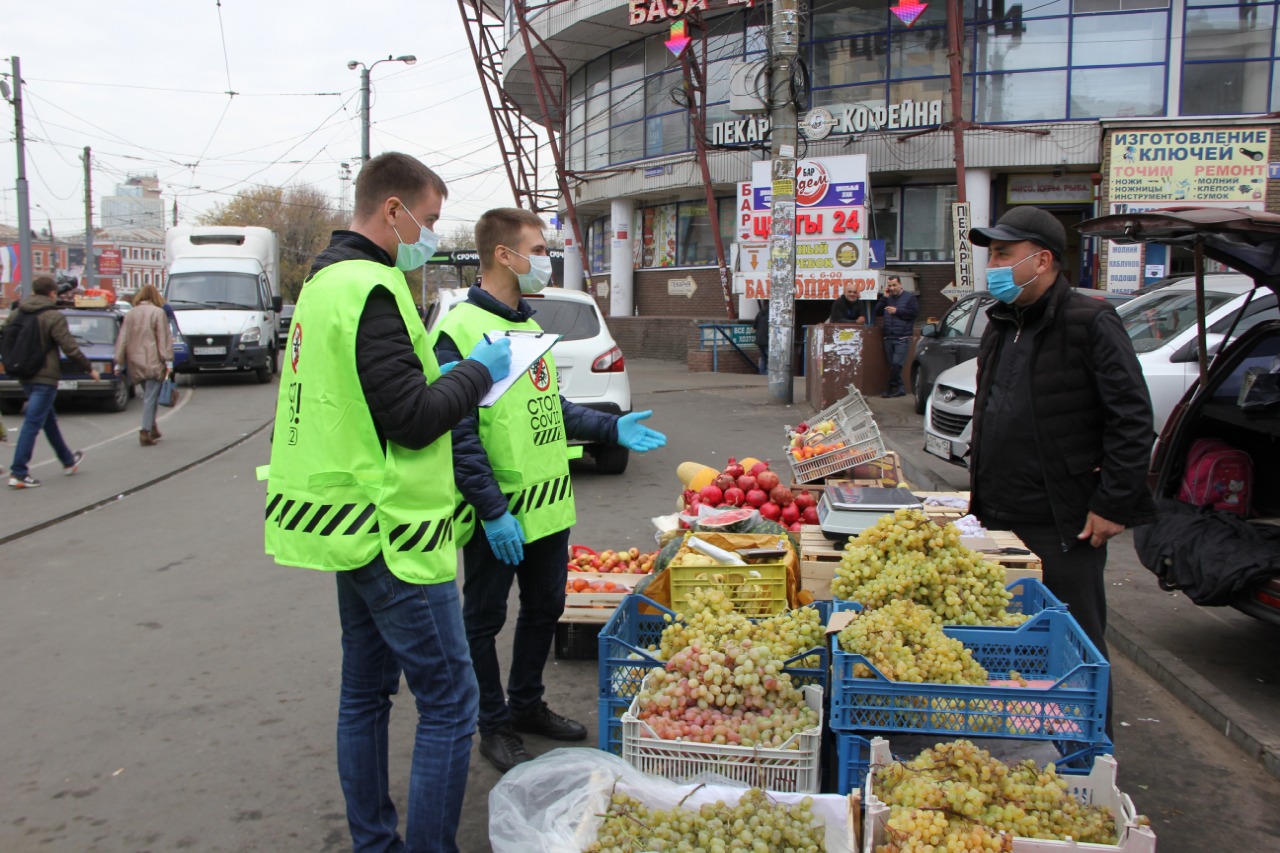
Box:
[0,306,131,414]
[277,304,295,350]
[910,288,1132,414]
[1080,207,1280,626]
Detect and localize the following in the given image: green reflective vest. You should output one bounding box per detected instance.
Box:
[432,300,576,545]
[262,259,460,584]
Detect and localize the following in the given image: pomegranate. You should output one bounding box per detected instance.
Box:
[749,461,770,477]
[792,491,817,511]
[801,505,819,524]
[745,488,768,508]
[780,503,800,525]
[682,488,699,508]
[724,457,745,479]
[736,474,757,493]
[756,470,781,492]
[713,473,736,492]
[699,484,724,506]
[788,521,804,533]
[759,501,781,521]
[722,487,746,507]
[769,485,794,506]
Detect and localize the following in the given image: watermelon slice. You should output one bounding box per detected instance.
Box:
[694,507,759,533]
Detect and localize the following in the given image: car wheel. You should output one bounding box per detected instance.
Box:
[256,349,275,383]
[912,366,928,415]
[594,444,630,475]
[104,378,129,412]
[0,397,22,415]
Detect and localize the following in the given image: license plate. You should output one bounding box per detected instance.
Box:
[194,346,226,356]
[57,380,79,390]
[925,432,951,460]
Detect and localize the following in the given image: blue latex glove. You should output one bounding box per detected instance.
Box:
[466,337,512,382]
[439,361,459,374]
[482,511,524,565]
[616,410,667,452]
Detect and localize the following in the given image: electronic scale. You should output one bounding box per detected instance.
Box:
[817,484,923,540]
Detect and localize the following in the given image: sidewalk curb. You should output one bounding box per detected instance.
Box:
[1106,610,1280,782]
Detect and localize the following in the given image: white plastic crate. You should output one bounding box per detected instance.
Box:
[862,737,1157,852]
[621,683,824,793]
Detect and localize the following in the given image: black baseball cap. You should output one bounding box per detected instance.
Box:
[969,206,1066,260]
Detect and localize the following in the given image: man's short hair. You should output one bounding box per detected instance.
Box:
[353,153,448,220]
[475,207,546,268]
[887,275,901,285]
[32,276,56,296]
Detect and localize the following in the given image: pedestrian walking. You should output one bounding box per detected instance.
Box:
[261,152,513,853]
[3,276,95,489]
[967,206,1157,740]
[874,274,917,397]
[430,207,667,774]
[115,284,173,446]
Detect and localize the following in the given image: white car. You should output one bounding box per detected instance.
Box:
[922,274,1278,467]
[425,286,634,473]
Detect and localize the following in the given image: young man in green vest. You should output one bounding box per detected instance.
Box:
[261,153,513,853]
[431,207,666,773]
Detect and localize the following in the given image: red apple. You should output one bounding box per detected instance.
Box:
[736,474,757,493]
[756,470,781,492]
[745,488,768,508]
[759,501,781,521]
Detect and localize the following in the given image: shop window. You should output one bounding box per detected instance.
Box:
[812,0,889,39]
[677,203,716,266]
[586,130,610,170]
[1070,64,1165,117]
[612,120,645,163]
[706,15,744,61]
[812,35,889,88]
[1181,61,1271,115]
[646,71,680,115]
[1184,5,1274,61]
[812,82,887,111]
[647,33,677,75]
[586,57,610,99]
[975,70,1068,121]
[614,81,644,125]
[892,76,951,106]
[746,5,769,53]
[891,27,950,79]
[870,190,899,260]
[589,216,611,274]
[901,185,957,261]
[640,205,678,268]
[978,0,1070,17]
[1071,12,1168,66]
[1073,0,1168,11]
[646,112,688,157]
[612,43,644,88]
[973,17,1068,72]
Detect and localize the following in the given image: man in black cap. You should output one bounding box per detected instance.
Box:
[966,205,1156,740]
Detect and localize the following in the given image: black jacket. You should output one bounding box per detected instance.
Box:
[433,285,619,524]
[827,295,865,324]
[307,231,492,450]
[970,276,1157,547]
[873,290,918,338]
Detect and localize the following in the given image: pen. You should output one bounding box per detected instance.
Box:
[483,333,492,344]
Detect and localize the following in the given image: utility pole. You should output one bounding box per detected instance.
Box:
[359,66,371,165]
[767,0,800,405]
[946,0,967,204]
[83,146,95,290]
[8,56,33,297]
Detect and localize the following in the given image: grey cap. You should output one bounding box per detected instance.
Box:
[969,206,1066,260]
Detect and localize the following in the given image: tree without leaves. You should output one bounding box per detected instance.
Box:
[196,185,343,303]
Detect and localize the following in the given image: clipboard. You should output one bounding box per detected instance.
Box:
[479,329,561,407]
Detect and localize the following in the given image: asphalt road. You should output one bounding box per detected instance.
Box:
[1,362,1278,852]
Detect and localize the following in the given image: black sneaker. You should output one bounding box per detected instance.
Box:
[8,475,41,489]
[511,702,588,742]
[479,727,533,773]
[64,450,84,476]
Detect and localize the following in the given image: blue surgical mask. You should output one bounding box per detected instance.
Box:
[507,249,554,294]
[986,252,1042,304]
[391,207,439,272]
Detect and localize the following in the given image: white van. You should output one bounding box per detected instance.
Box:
[165,225,283,383]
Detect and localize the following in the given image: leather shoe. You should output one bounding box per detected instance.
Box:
[511,702,588,741]
[479,727,533,773]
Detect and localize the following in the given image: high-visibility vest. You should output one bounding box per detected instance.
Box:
[431,300,576,545]
[261,259,461,584]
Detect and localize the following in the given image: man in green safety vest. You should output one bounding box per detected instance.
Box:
[260,153,513,853]
[431,207,667,773]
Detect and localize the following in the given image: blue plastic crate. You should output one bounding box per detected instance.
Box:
[829,609,1109,743]
[596,594,832,755]
[833,731,1113,795]
[832,578,1064,624]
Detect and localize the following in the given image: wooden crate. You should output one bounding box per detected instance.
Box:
[561,572,649,624]
[798,523,1042,601]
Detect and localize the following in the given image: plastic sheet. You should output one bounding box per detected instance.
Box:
[488,747,854,853]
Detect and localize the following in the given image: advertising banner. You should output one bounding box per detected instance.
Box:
[748,155,868,240]
[734,269,880,301]
[1007,174,1094,204]
[951,202,975,298]
[1109,128,1270,203]
[98,248,123,276]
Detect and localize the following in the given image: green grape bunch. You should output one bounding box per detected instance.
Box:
[832,509,1026,626]
[837,599,989,685]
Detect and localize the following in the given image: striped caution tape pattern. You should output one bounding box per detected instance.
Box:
[507,474,572,517]
[265,494,379,537]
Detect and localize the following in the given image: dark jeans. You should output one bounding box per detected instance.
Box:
[883,336,909,395]
[1004,522,1114,742]
[10,383,75,479]
[462,525,571,736]
[335,553,478,853]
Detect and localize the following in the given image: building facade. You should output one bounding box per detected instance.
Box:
[501,0,1280,328]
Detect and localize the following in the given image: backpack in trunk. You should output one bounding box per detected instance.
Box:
[0,306,54,380]
[1177,438,1252,517]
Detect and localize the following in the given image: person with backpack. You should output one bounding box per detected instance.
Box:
[965,207,1156,740]
[2,276,96,488]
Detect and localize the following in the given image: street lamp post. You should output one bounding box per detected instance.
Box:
[347,54,416,164]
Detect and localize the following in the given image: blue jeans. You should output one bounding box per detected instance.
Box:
[335,554,479,853]
[883,336,909,395]
[140,379,163,431]
[462,526,571,736]
[10,383,75,479]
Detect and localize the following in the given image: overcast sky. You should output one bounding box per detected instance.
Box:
[2,0,536,238]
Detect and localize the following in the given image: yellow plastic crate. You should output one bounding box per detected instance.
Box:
[668,561,788,618]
